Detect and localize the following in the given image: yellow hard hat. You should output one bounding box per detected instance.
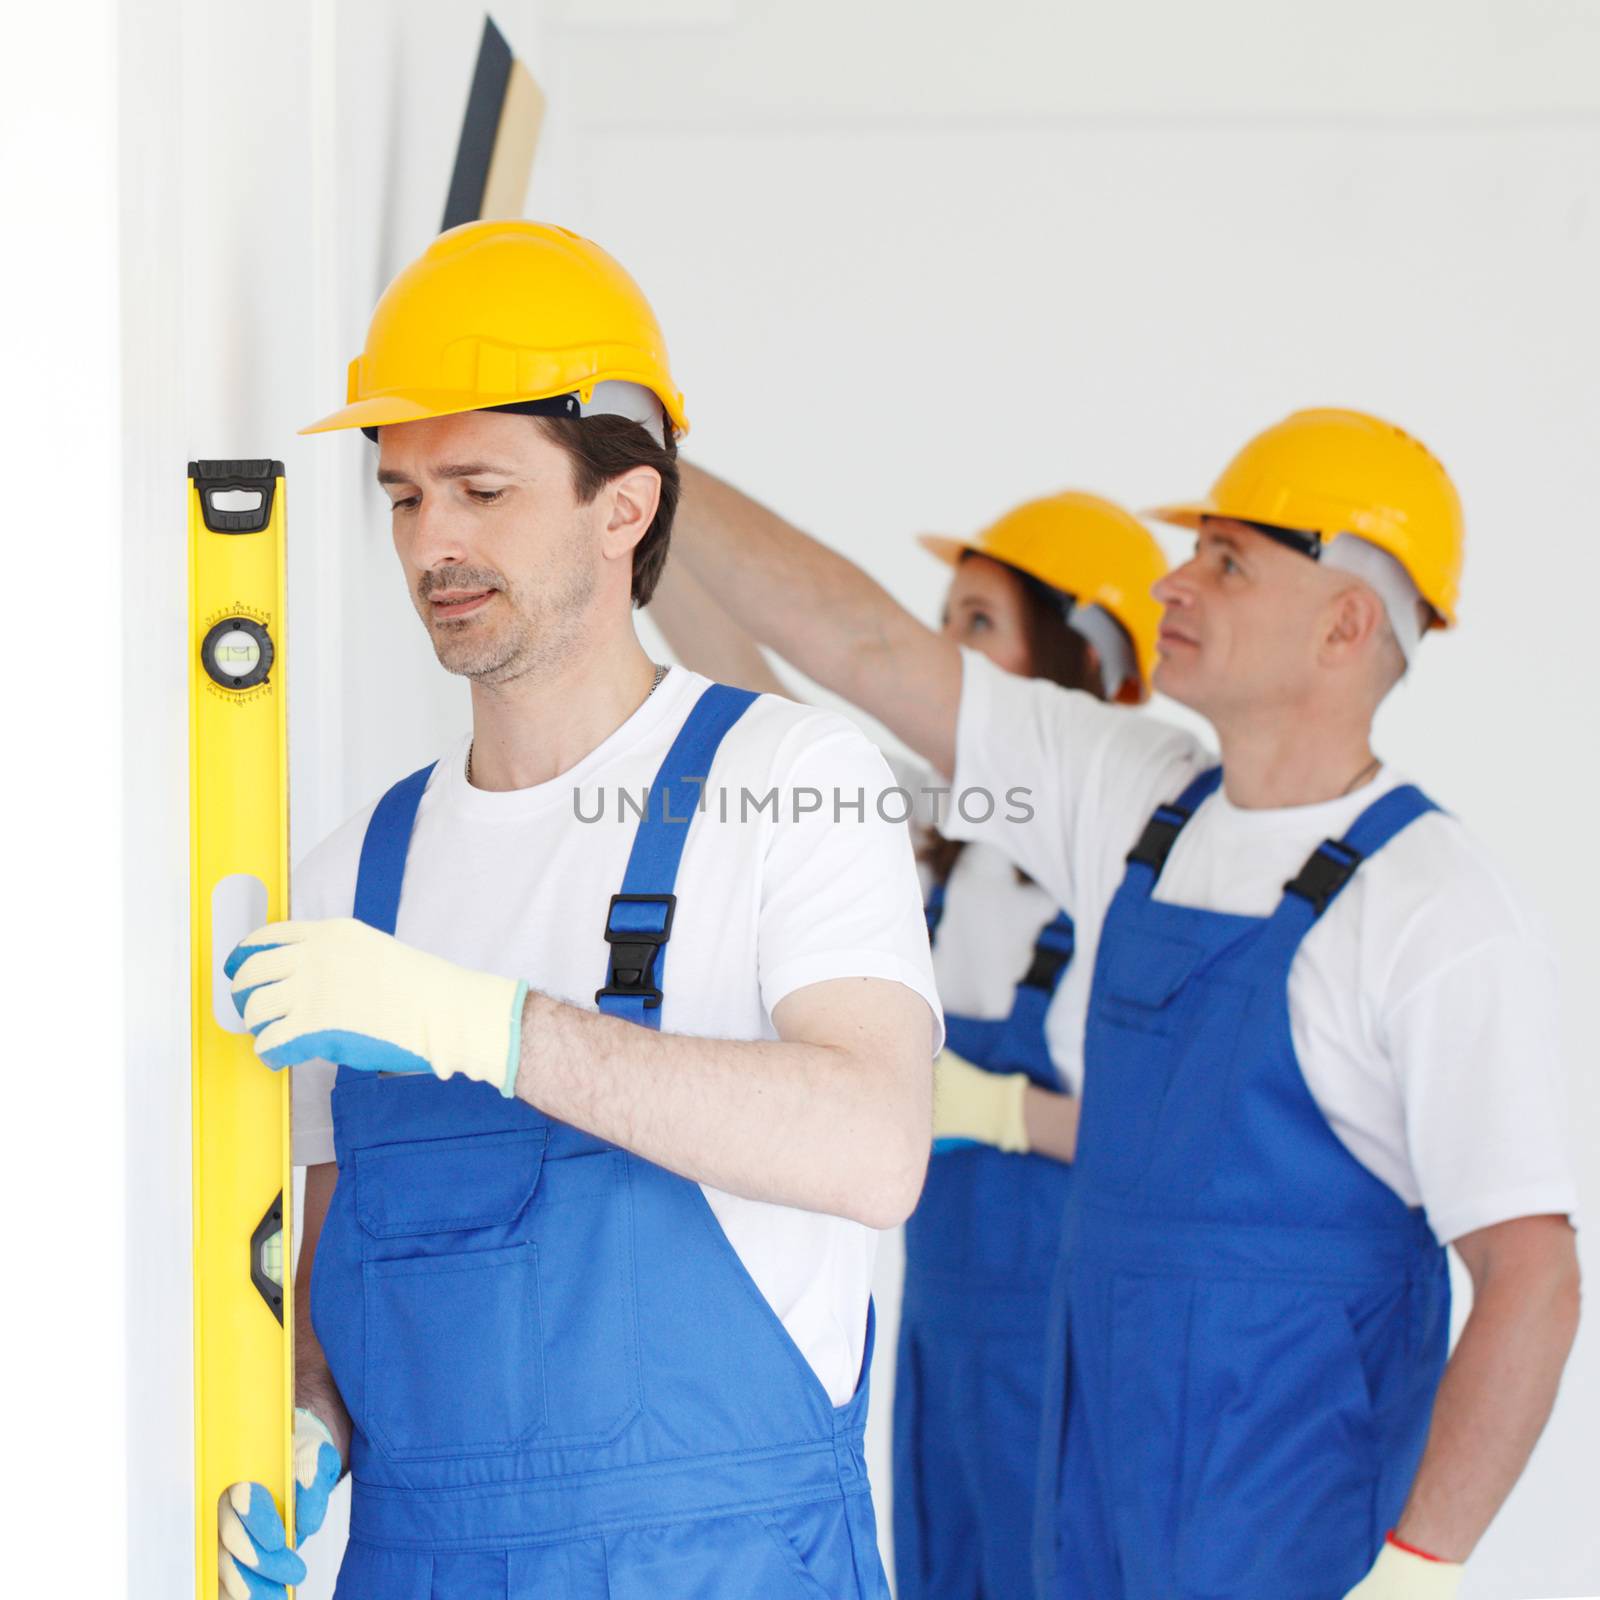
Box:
[302,220,688,437]
[1148,407,1463,626]
[919,491,1166,700]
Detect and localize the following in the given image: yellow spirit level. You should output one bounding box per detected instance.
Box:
[188,460,293,1596]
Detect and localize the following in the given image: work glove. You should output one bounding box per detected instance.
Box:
[932,1048,1030,1154]
[226,918,527,1095]
[218,1409,341,1598]
[1341,1535,1464,1599]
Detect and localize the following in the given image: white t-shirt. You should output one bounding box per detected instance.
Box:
[946,648,1577,1246]
[291,667,943,1404]
[884,752,1082,1092]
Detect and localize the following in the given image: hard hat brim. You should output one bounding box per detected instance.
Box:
[1146,496,1457,628]
[915,533,971,568]
[1144,500,1211,530]
[299,390,512,436]
[301,386,691,438]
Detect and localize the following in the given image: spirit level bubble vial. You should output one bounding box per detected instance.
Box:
[188,460,294,1597]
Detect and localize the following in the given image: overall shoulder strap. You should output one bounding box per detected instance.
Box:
[353,762,437,935]
[924,881,947,941]
[1122,765,1222,894]
[341,762,436,1085]
[597,684,759,1028]
[1019,910,1076,998]
[988,908,1077,1083]
[1279,783,1440,923]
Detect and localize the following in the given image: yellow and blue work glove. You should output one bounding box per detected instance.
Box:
[932,1048,1030,1154]
[225,918,526,1094]
[218,1409,341,1598]
[1342,1535,1464,1599]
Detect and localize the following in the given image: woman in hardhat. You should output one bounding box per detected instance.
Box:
[652,489,1165,1600]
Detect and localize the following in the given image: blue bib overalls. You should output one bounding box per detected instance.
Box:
[893,882,1076,1599]
[1036,770,1451,1600]
[311,686,891,1598]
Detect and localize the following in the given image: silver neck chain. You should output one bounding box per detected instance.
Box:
[466,662,669,786]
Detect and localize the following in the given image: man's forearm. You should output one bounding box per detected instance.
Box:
[295,1163,353,1466]
[1394,1218,1580,1560]
[674,463,961,772]
[673,463,904,692]
[296,1326,352,1469]
[511,981,932,1229]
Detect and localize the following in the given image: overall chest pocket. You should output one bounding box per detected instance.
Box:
[1089,935,1205,1038]
[355,1128,548,1460]
[355,1126,642,1460]
[1080,934,1247,1195]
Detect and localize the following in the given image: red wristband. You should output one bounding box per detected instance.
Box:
[1387,1530,1448,1564]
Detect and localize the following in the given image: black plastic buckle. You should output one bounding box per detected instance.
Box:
[595,892,677,1008]
[1283,840,1364,916]
[1021,938,1074,993]
[1127,804,1191,873]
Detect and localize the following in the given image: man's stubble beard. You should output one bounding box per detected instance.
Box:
[425,560,598,687]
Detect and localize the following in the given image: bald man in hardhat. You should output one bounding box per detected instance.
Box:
[665,410,1580,1599]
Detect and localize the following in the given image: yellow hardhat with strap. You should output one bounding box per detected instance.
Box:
[1148,408,1464,627]
[919,491,1166,701]
[302,220,688,438]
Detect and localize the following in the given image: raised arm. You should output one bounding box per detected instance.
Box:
[650,557,793,698]
[673,462,961,775]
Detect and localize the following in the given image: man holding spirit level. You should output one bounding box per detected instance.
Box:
[216,220,940,1600]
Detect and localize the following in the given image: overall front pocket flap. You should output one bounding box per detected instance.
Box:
[355,1127,547,1238]
[1095,933,1208,1011]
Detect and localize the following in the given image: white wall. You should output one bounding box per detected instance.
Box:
[3,5,126,1599]
[112,3,1599,1596]
[551,9,1600,1594]
[117,3,554,1593]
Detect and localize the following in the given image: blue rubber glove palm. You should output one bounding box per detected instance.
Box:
[225,917,526,1094]
[217,1411,340,1598]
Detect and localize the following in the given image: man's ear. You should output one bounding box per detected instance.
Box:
[599,466,662,559]
[1321,581,1385,666]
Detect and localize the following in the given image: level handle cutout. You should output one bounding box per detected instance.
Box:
[211,873,269,1035]
[209,488,263,515]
